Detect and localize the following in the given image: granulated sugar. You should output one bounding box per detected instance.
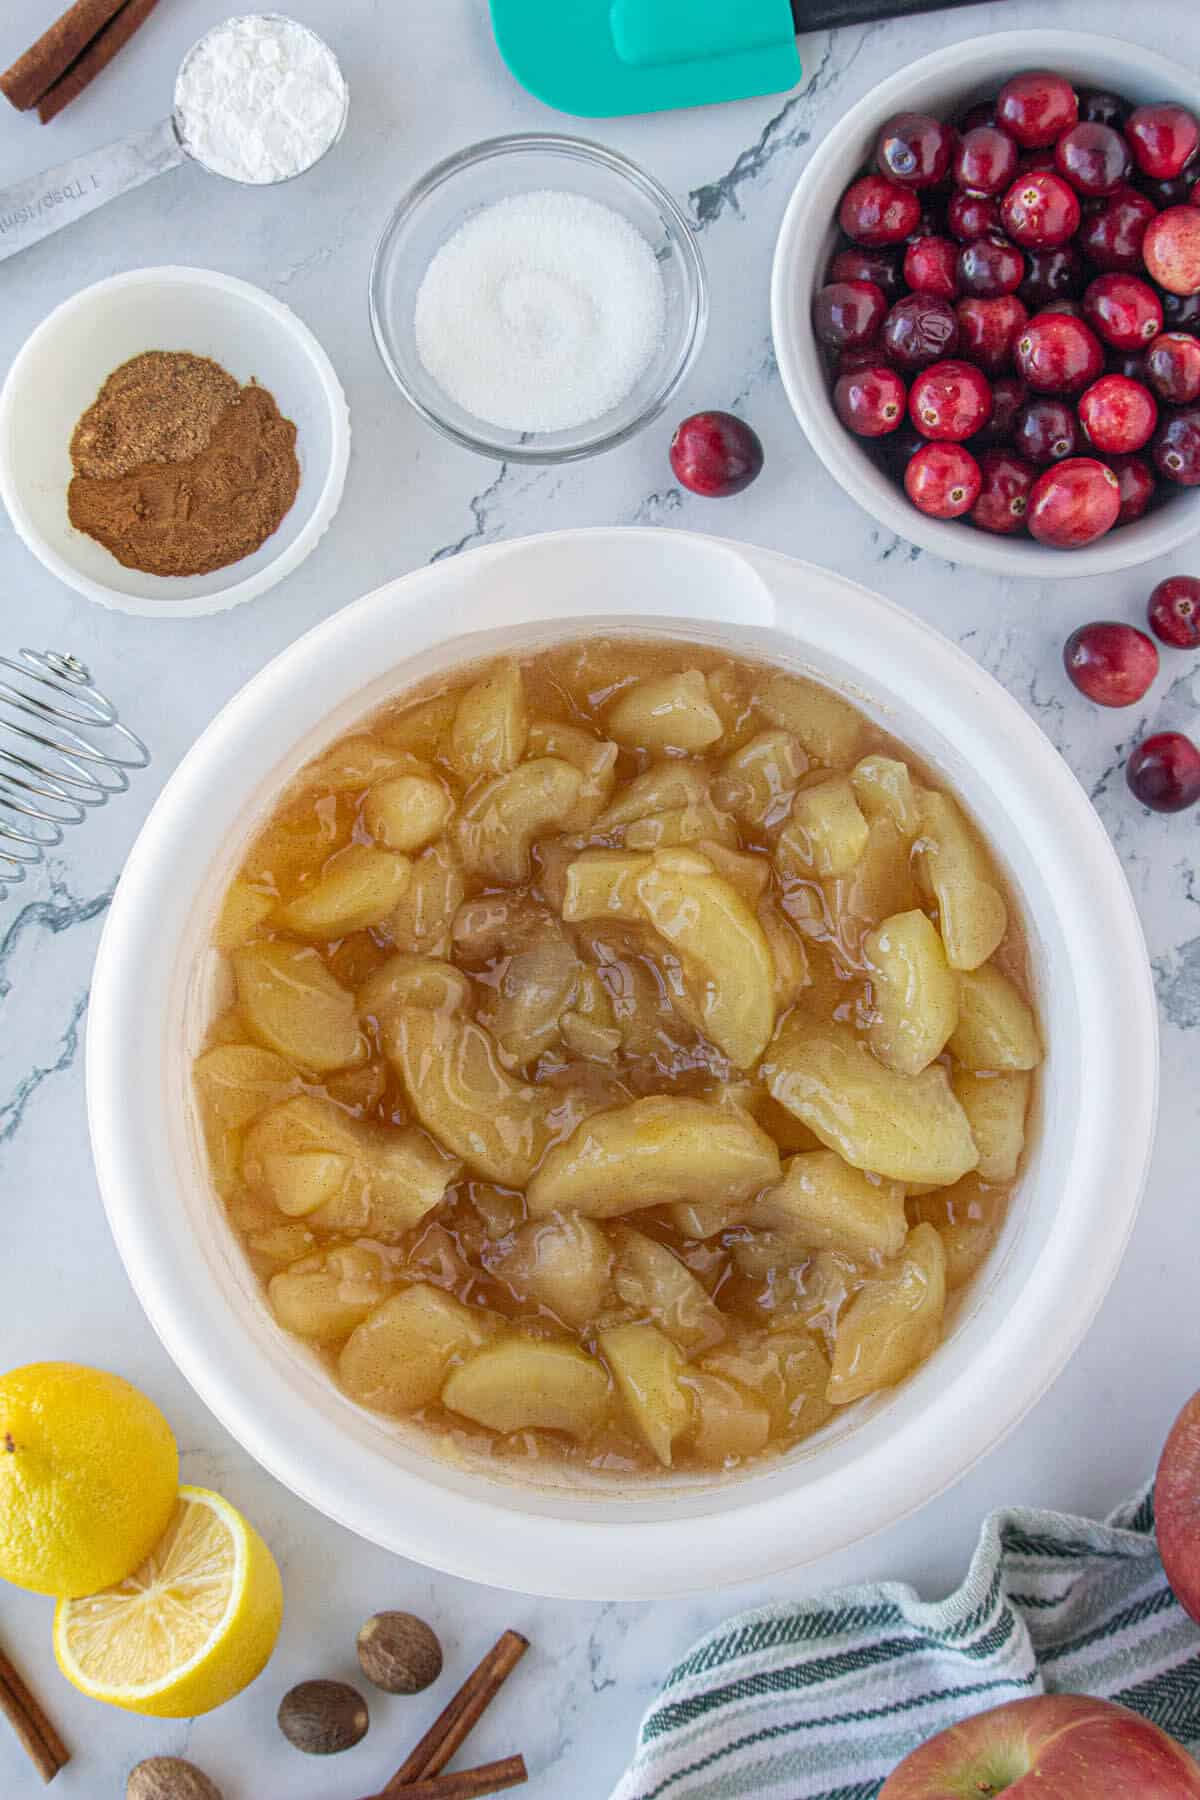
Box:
[414,190,666,435]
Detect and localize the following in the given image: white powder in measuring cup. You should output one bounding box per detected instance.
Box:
[414,190,667,435]
[174,14,347,185]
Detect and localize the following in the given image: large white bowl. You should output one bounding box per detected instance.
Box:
[0,267,350,617]
[771,30,1200,579]
[87,528,1158,1599]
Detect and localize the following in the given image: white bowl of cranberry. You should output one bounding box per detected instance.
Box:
[771,30,1200,576]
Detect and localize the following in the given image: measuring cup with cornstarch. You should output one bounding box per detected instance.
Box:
[0,14,348,264]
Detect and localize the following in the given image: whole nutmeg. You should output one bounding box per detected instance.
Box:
[126,1756,224,1800]
[357,1610,444,1695]
[278,1679,369,1755]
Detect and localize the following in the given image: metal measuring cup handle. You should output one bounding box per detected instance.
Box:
[0,117,185,265]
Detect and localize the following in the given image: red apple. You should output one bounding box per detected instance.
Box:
[1156,1388,1200,1625]
[880,1693,1200,1797]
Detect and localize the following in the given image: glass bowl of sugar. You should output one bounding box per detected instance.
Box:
[369,134,708,462]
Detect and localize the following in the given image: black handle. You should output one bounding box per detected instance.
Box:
[793,0,1002,33]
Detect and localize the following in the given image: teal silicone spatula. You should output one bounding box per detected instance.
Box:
[490,0,999,117]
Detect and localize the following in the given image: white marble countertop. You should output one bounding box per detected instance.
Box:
[1,1,1198,1794]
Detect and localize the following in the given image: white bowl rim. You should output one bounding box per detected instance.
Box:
[86,526,1159,1598]
[0,265,351,618]
[770,28,1200,580]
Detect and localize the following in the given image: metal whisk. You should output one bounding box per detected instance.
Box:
[0,650,149,902]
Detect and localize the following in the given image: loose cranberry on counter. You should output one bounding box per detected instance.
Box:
[1145,331,1200,402]
[1078,185,1157,271]
[954,125,1019,195]
[1148,574,1200,647]
[669,412,764,497]
[956,295,1028,373]
[1078,374,1158,454]
[972,448,1037,533]
[904,235,960,300]
[1126,103,1200,180]
[1064,620,1159,704]
[904,440,982,517]
[1080,90,1131,130]
[876,112,956,188]
[909,359,993,440]
[1000,171,1081,247]
[1153,404,1200,484]
[1126,731,1200,811]
[882,293,960,369]
[957,237,1025,298]
[1081,272,1163,349]
[830,245,904,296]
[813,280,889,349]
[1014,396,1078,464]
[839,175,922,246]
[1015,311,1105,392]
[1054,121,1130,196]
[833,365,907,437]
[1020,245,1084,308]
[1108,452,1157,522]
[996,70,1078,148]
[1027,456,1121,546]
[1142,206,1200,298]
[947,191,1001,241]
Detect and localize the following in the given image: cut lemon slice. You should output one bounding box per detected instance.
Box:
[53,1486,283,1717]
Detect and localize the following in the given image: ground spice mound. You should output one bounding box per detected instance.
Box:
[70,352,241,480]
[68,373,300,578]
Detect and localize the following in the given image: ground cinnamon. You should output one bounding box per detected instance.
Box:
[67,353,300,578]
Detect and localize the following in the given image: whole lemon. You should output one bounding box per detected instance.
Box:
[0,1363,178,1598]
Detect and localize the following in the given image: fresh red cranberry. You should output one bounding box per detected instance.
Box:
[1064,621,1158,704]
[957,237,1025,298]
[838,342,896,375]
[947,191,1001,241]
[1126,104,1200,180]
[1140,165,1200,209]
[833,365,907,437]
[1107,349,1149,381]
[839,175,922,246]
[1081,273,1164,349]
[904,235,960,300]
[1152,404,1200,483]
[1018,148,1058,176]
[909,359,993,440]
[956,295,1029,373]
[996,71,1078,149]
[1108,452,1156,522]
[669,412,764,496]
[971,448,1036,533]
[906,197,948,243]
[957,100,998,133]
[1015,311,1105,392]
[1078,185,1157,271]
[1027,457,1121,546]
[876,112,956,188]
[1126,731,1200,811]
[1077,374,1158,454]
[830,245,904,297]
[881,293,960,369]
[1000,171,1081,247]
[904,440,982,517]
[813,280,888,349]
[879,424,925,474]
[1042,297,1083,317]
[953,125,1019,195]
[1080,90,1131,130]
[1054,121,1131,196]
[1142,206,1200,298]
[1148,575,1200,647]
[983,373,1028,441]
[1020,245,1084,308]
[1014,396,1078,464]
[1145,331,1200,403]
[1162,291,1200,332]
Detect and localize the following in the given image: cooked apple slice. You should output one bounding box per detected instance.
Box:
[295,735,407,796]
[613,1226,726,1354]
[827,1223,946,1404]
[596,762,711,831]
[763,1019,978,1187]
[338,1284,496,1415]
[526,719,617,829]
[695,841,771,906]
[865,908,959,1075]
[442,1338,610,1439]
[363,771,453,854]
[760,673,864,766]
[778,776,869,880]
[274,844,411,939]
[562,850,652,923]
[193,1043,301,1130]
[755,1151,908,1261]
[384,1008,550,1186]
[682,1370,771,1467]
[448,657,528,780]
[376,691,458,761]
[262,1151,352,1218]
[713,729,808,830]
[526,1095,780,1220]
[494,1214,613,1328]
[488,937,580,1068]
[214,880,275,952]
[910,1176,1006,1290]
[232,941,361,1072]
[851,755,920,837]
[759,900,811,1009]
[950,1069,1031,1181]
[606,670,723,754]
[701,1328,833,1442]
[458,758,583,885]
[268,1241,393,1343]
[623,800,738,852]
[600,1322,691,1466]
[949,965,1042,1071]
[388,841,465,959]
[915,790,1008,971]
[357,953,471,1025]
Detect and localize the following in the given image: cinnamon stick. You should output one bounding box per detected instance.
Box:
[0,0,126,111]
[360,1753,528,1800]
[382,1630,529,1794]
[37,0,162,124]
[0,1640,69,1784]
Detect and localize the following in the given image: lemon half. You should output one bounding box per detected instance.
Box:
[54,1486,283,1717]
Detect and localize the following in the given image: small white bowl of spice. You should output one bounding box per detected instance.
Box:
[0,265,350,617]
[370,134,708,462]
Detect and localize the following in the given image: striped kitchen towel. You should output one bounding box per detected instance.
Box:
[611,1489,1200,1799]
